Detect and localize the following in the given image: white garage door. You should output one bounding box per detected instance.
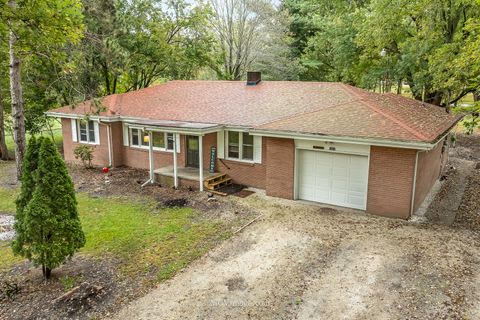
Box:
[297,150,369,210]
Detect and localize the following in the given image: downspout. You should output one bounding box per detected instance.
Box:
[141,130,155,187]
[173,133,178,189]
[106,123,113,167]
[410,150,425,216]
[199,135,204,192]
[410,150,421,217]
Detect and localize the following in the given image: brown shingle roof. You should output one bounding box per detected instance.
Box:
[49,80,460,144]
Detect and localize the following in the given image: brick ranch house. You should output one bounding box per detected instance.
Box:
[46,73,460,219]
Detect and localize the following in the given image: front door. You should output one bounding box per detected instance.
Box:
[186,136,199,168]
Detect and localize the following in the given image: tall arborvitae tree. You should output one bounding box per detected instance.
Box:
[12,138,85,280]
[12,136,40,250]
[15,136,40,214]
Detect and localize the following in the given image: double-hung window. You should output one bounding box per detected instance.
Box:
[130,129,176,151]
[166,133,175,150]
[227,131,254,161]
[130,128,149,147]
[78,119,96,144]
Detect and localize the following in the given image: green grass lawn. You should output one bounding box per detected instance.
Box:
[4,120,64,155]
[0,188,17,213]
[0,191,226,282]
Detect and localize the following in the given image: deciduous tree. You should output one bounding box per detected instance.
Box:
[3,0,83,179]
[209,0,298,80]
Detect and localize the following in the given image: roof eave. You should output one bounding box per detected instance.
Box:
[249,129,436,150]
[46,112,223,134]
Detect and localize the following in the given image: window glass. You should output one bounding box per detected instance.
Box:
[242,132,254,160]
[152,132,165,148]
[88,120,95,142]
[167,133,174,150]
[131,129,139,146]
[79,120,88,142]
[228,131,240,158]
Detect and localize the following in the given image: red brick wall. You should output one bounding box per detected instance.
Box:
[62,118,111,167]
[413,139,444,211]
[202,133,216,171]
[367,146,417,219]
[265,137,295,199]
[110,122,124,167]
[62,118,186,169]
[203,132,267,189]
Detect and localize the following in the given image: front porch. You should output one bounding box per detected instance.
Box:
[154,166,219,189]
[126,119,223,191]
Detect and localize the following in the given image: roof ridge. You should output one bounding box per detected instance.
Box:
[358,99,428,141]
[341,84,428,141]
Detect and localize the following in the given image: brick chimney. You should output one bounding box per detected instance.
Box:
[246,72,261,86]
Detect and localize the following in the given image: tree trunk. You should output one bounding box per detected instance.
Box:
[396,79,402,95]
[425,91,443,106]
[8,4,26,180]
[42,265,52,280]
[0,90,10,160]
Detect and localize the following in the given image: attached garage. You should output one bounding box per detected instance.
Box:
[295,141,370,210]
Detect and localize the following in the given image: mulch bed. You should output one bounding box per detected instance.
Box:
[233,189,255,198]
[217,183,245,195]
[68,164,255,220]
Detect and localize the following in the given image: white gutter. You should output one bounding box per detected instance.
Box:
[45,112,222,131]
[128,125,221,136]
[249,129,435,151]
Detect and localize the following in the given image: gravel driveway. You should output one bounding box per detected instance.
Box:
[114,193,480,319]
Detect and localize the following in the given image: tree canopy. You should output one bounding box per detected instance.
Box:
[0,0,479,165]
[285,0,480,108]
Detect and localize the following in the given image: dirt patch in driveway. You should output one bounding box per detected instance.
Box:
[114,193,480,319]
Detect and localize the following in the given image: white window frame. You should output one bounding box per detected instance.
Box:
[129,128,149,148]
[226,130,255,163]
[77,119,99,145]
[129,128,177,152]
